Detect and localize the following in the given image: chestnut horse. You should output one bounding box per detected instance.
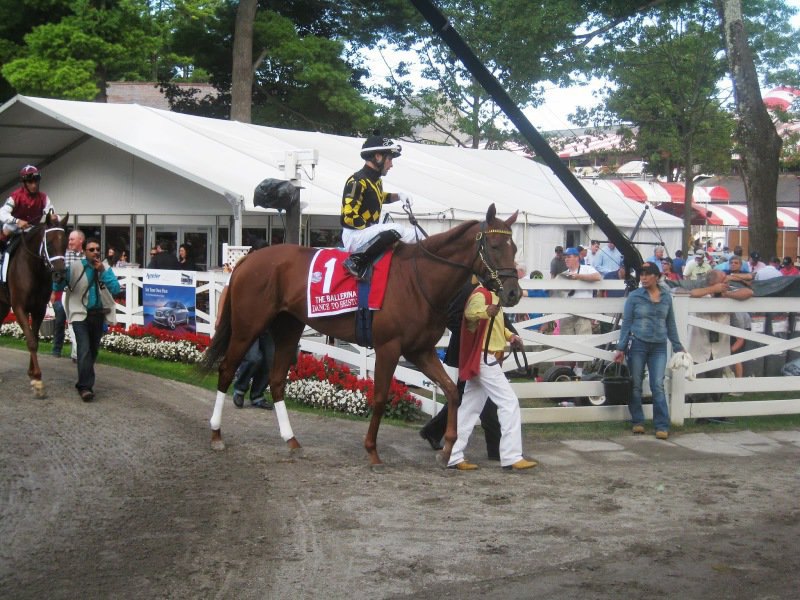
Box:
[0,211,68,397]
[201,204,521,467]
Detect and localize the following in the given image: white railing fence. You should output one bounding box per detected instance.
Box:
[110,268,800,425]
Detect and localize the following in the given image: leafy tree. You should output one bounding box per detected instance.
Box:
[163,0,409,133]
[578,6,733,251]
[2,0,164,101]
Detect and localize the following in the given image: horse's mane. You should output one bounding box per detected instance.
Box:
[416,219,480,253]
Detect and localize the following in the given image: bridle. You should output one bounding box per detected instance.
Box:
[18,223,66,271]
[411,219,518,312]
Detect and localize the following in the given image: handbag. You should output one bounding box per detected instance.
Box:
[602,362,633,405]
[98,281,117,325]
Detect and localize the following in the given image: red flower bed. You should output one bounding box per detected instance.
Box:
[3,314,211,353]
[289,352,421,412]
[107,324,211,352]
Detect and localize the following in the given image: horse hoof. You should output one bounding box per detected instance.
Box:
[210,429,225,451]
[288,446,306,459]
[369,463,386,473]
[30,381,47,399]
[435,449,454,468]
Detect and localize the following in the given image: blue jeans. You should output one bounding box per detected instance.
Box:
[52,300,67,356]
[72,313,105,392]
[626,338,669,432]
[233,332,274,402]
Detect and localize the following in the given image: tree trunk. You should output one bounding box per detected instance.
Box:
[716,0,782,257]
[230,0,258,123]
[682,147,695,256]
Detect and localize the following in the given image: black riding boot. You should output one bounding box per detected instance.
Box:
[343,229,402,279]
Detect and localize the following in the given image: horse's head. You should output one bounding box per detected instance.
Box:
[474,204,521,307]
[43,211,69,284]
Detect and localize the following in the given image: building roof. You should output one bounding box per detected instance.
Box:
[106,81,217,110]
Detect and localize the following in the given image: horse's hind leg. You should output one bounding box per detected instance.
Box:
[210,335,257,451]
[267,315,305,454]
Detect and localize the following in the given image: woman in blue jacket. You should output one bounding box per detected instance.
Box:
[614,262,684,440]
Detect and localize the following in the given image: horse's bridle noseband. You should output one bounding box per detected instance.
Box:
[473,223,517,295]
[40,226,66,269]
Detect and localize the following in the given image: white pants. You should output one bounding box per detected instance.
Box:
[341,223,418,252]
[69,323,77,359]
[448,360,524,468]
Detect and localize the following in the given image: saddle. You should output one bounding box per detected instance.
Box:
[0,234,22,284]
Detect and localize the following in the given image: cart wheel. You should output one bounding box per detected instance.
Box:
[543,365,577,405]
[542,365,576,382]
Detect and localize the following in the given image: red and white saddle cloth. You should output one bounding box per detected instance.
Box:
[307,249,392,317]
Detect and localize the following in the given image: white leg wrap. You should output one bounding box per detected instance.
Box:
[274,400,294,441]
[210,390,225,431]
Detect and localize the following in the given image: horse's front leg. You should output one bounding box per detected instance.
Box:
[15,307,45,397]
[365,346,402,470]
[407,349,460,465]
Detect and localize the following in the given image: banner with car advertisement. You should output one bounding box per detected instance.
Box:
[143,269,197,333]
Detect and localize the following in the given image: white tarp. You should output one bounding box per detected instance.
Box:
[0,96,685,232]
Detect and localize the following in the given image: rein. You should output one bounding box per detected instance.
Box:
[17,223,65,270]
[480,312,529,372]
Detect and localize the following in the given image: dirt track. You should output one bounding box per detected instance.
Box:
[1,346,799,599]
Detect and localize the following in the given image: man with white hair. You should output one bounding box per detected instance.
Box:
[592,241,622,276]
[646,245,667,272]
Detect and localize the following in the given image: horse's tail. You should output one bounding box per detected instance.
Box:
[198,293,232,373]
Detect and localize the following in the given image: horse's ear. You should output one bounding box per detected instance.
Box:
[59,212,69,227]
[486,203,497,223]
[505,210,519,226]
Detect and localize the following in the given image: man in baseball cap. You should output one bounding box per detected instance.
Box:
[683,250,711,280]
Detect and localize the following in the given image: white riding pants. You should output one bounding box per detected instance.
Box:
[341,224,418,252]
[448,360,524,468]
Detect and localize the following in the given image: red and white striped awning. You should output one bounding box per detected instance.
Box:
[707,204,749,227]
[764,86,800,112]
[777,207,800,229]
[591,177,800,228]
[703,205,800,229]
[593,179,730,204]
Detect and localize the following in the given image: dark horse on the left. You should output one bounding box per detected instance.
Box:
[200,204,521,468]
[0,211,69,397]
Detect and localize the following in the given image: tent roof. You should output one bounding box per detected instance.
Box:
[0,95,683,229]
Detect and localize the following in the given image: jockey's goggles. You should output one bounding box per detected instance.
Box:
[362,144,402,158]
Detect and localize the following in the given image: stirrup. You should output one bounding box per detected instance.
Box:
[343,255,368,279]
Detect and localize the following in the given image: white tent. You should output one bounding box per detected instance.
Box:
[0,95,683,271]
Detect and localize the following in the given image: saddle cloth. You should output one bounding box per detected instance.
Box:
[307,248,392,317]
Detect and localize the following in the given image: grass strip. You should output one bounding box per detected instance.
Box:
[3,336,799,437]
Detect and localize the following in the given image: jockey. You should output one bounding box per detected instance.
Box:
[340,132,417,279]
[0,165,56,251]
